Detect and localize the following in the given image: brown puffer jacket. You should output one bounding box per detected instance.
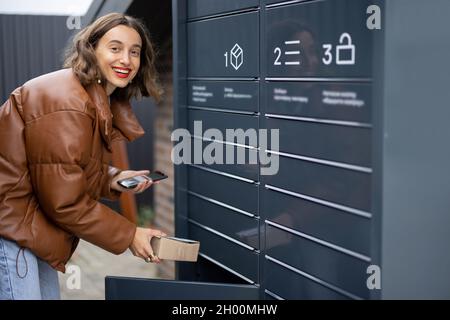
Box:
[0,68,144,272]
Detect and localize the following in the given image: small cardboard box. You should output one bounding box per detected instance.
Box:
[151,236,200,262]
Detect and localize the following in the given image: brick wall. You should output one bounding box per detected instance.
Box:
[153,43,175,279]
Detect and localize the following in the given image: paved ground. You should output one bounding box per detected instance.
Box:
[58,240,159,300]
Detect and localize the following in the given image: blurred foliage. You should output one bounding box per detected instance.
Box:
[137,205,155,227]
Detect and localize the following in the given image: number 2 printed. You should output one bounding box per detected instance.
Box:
[273,47,282,65]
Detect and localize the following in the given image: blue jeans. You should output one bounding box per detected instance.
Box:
[0,237,60,300]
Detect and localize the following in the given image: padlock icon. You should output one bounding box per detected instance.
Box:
[336,33,355,65]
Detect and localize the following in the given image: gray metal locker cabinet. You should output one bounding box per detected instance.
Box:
[106,0,450,299]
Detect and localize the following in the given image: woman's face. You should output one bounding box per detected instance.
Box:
[95,25,142,95]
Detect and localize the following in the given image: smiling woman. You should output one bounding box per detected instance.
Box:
[0,13,165,300]
[94,25,142,95]
[64,13,162,101]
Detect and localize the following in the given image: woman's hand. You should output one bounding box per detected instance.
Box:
[111,170,154,193]
[129,227,167,263]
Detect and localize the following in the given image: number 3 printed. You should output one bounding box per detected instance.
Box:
[322,44,333,65]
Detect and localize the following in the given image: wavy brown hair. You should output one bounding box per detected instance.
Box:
[63,13,162,102]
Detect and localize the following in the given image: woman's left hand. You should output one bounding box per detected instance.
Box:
[110,170,154,193]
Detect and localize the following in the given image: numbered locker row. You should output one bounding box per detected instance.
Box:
[265,82,372,124]
[188,80,372,126]
[264,223,370,299]
[189,81,258,113]
[187,0,373,78]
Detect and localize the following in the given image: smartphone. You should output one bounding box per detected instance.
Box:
[118,171,168,189]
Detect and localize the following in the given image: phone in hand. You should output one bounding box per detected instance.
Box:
[117,171,168,189]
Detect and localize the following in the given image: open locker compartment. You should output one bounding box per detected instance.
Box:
[106,255,259,299]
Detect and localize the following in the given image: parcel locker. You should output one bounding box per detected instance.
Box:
[107,0,450,299]
[187,11,259,77]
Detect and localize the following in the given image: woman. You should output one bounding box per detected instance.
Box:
[0,13,166,300]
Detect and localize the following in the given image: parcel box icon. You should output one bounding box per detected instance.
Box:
[150,236,200,262]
